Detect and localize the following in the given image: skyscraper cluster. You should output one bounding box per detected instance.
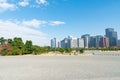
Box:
[51,28,119,48]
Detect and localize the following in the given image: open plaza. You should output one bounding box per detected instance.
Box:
[0,55,120,80]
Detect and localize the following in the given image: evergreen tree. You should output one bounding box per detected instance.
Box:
[0,37,6,45]
[24,40,33,54]
[7,39,13,45]
[13,37,24,49]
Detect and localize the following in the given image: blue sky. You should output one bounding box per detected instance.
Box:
[0,0,120,46]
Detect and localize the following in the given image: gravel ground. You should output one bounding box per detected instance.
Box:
[0,56,120,80]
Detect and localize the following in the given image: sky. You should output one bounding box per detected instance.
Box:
[0,0,120,46]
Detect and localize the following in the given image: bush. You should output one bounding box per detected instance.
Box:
[79,49,84,54]
[65,48,72,53]
[58,48,64,54]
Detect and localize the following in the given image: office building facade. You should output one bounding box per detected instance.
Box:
[77,38,84,48]
[70,38,78,48]
[89,36,96,48]
[99,36,109,48]
[81,34,90,48]
[95,35,102,48]
[117,40,120,46]
[105,28,118,47]
[61,38,68,48]
[51,38,58,48]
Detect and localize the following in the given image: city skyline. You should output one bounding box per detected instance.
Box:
[51,28,119,48]
[55,28,119,42]
[0,0,120,46]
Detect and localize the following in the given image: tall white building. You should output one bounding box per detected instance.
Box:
[51,38,58,48]
[77,38,84,48]
[70,38,78,48]
[81,34,90,48]
[81,36,89,48]
[84,36,89,48]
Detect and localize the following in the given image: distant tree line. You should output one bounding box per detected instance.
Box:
[0,37,50,56]
[0,37,120,56]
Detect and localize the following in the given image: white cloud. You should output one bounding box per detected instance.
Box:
[0,0,49,12]
[36,0,47,5]
[0,0,6,3]
[18,0,29,7]
[0,19,65,46]
[0,19,49,46]
[22,19,65,28]
[0,1,16,12]
[49,21,65,26]
[22,19,47,28]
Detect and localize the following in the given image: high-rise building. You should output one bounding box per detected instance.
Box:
[89,36,96,48]
[51,38,58,48]
[67,36,72,48]
[95,35,102,48]
[70,38,78,48]
[60,36,78,48]
[81,34,90,48]
[117,40,120,46]
[111,31,118,46]
[99,36,109,48]
[58,41,61,48]
[105,28,118,47]
[77,38,84,48]
[61,38,68,48]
